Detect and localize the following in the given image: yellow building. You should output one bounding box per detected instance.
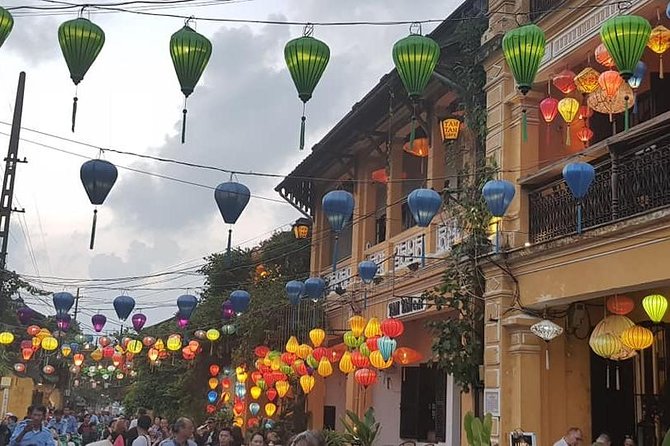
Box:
[481,0,670,445]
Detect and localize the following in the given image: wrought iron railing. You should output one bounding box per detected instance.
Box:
[529,0,567,21]
[528,133,670,242]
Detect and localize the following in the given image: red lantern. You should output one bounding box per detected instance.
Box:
[209,364,220,377]
[263,372,276,387]
[293,360,308,376]
[73,353,84,366]
[354,368,377,388]
[206,404,216,414]
[595,43,615,68]
[381,318,404,338]
[598,70,623,98]
[393,347,423,365]
[539,97,559,123]
[102,346,114,359]
[26,325,40,336]
[254,346,270,358]
[329,344,346,363]
[21,348,33,361]
[142,336,156,347]
[221,377,231,390]
[188,340,200,353]
[576,127,594,146]
[112,352,123,367]
[606,295,635,315]
[233,401,244,416]
[371,168,388,184]
[578,105,593,120]
[182,347,195,360]
[552,69,576,94]
[266,388,277,402]
[365,336,380,352]
[251,371,263,384]
[312,347,328,362]
[42,365,55,375]
[280,352,296,365]
[350,351,370,369]
[20,340,32,350]
[247,418,260,429]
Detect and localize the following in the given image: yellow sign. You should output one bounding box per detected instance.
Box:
[440,118,461,140]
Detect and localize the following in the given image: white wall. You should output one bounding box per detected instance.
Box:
[324,371,347,429]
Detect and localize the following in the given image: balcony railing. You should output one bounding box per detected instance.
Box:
[528,131,670,243]
[529,0,567,21]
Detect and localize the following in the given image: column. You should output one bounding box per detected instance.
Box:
[386,141,404,239]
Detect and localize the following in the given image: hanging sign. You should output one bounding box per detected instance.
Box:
[440,118,461,141]
[387,297,425,318]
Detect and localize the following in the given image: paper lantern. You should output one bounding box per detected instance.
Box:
[599,70,623,97]
[349,316,366,337]
[42,336,58,351]
[502,24,546,94]
[351,351,370,369]
[209,364,220,377]
[266,388,278,402]
[558,98,580,145]
[206,329,220,341]
[309,328,326,347]
[317,357,333,377]
[393,347,423,365]
[576,127,594,147]
[578,105,593,120]
[369,350,393,369]
[90,348,103,361]
[254,346,270,358]
[285,27,330,150]
[642,294,668,323]
[265,403,277,417]
[276,380,290,398]
[299,375,315,394]
[250,386,262,400]
[26,325,40,336]
[553,69,576,94]
[0,332,14,345]
[354,368,377,388]
[127,340,142,354]
[60,344,72,357]
[600,15,652,79]
[606,295,635,315]
[339,351,355,374]
[208,377,218,390]
[381,318,404,337]
[620,325,654,350]
[595,43,615,68]
[167,335,182,351]
[590,333,623,359]
[648,25,670,78]
[574,67,601,94]
[539,97,559,123]
[364,318,382,338]
[587,83,635,118]
[21,348,33,361]
[147,348,159,362]
[43,365,55,375]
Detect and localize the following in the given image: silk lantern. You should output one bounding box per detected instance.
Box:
[309,328,325,347]
[276,380,290,398]
[322,190,355,272]
[286,280,305,306]
[317,357,333,377]
[230,290,251,315]
[599,70,623,98]
[648,24,670,78]
[358,260,378,309]
[369,350,393,369]
[265,403,277,417]
[600,15,652,79]
[377,336,397,361]
[562,162,596,234]
[642,294,668,322]
[339,351,355,374]
[606,295,634,315]
[628,61,646,113]
[214,181,251,261]
[0,332,13,345]
[482,179,515,253]
[113,295,135,322]
[364,318,382,338]
[91,314,106,333]
[58,16,105,132]
[351,351,370,369]
[354,368,377,388]
[558,98,579,145]
[170,20,212,143]
[620,325,654,350]
[553,69,576,94]
[595,43,615,68]
[381,318,404,338]
[299,375,315,394]
[349,315,366,337]
[407,188,442,265]
[574,67,601,94]
[80,159,118,250]
[539,97,559,123]
[577,127,594,147]
[393,347,423,365]
[0,8,13,50]
[285,25,330,150]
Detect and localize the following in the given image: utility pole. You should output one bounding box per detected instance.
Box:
[0,72,27,301]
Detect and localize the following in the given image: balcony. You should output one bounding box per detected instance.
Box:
[529,0,567,22]
[526,113,670,243]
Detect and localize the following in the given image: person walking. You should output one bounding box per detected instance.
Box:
[554,428,583,446]
[159,418,196,446]
[9,406,55,446]
[79,415,98,446]
[111,418,127,446]
[218,429,234,446]
[131,416,152,446]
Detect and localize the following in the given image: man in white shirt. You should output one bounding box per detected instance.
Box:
[554,428,584,446]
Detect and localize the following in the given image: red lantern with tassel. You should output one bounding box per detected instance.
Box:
[354,368,377,388]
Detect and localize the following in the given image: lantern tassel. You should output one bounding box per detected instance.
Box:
[89,208,98,250]
[566,124,571,146]
[545,343,550,370]
[606,362,610,389]
[225,228,232,267]
[181,108,187,144]
[633,97,638,115]
[71,96,78,133]
[364,289,368,310]
[576,201,583,234]
[616,364,620,390]
[421,234,425,267]
[624,97,630,131]
[521,108,528,142]
[332,235,339,273]
[661,55,664,79]
[299,103,306,151]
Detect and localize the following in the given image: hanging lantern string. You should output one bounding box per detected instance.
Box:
[408,103,417,152]
[181,96,187,144]
[409,21,421,35]
[302,23,313,36]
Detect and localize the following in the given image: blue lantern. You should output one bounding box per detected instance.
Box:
[177,295,198,320]
[235,382,246,398]
[322,190,354,272]
[70,342,80,353]
[562,162,595,234]
[482,179,516,253]
[407,188,442,265]
[80,159,118,250]
[207,390,218,403]
[666,1,670,19]
[214,181,251,261]
[358,260,378,309]
[264,420,275,430]
[304,277,325,302]
[230,290,250,314]
[377,336,397,361]
[113,295,136,322]
[628,61,646,114]
[285,280,305,306]
[249,402,260,416]
[53,292,75,315]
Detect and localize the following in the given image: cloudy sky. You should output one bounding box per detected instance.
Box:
[0,0,463,333]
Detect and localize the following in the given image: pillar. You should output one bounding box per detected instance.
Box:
[386,141,404,239]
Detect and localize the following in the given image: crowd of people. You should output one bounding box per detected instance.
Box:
[553,428,638,446]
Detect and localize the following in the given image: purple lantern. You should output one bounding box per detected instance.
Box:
[221,301,235,321]
[131,313,147,331]
[56,313,71,332]
[91,314,106,333]
[176,315,189,329]
[17,307,33,325]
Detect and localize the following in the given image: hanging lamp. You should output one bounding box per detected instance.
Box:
[575,67,601,94]
[58,13,105,132]
[322,190,354,272]
[642,293,668,323]
[562,162,595,234]
[628,61,647,114]
[595,43,615,68]
[530,318,563,369]
[557,98,579,145]
[552,69,576,94]
[600,15,652,79]
[502,23,546,141]
[170,19,212,144]
[284,24,330,151]
[576,126,594,147]
[214,179,251,262]
[647,24,670,78]
[599,70,623,97]
[392,23,440,152]
[80,158,118,249]
[620,325,654,350]
[540,97,559,123]
[482,179,515,253]
[407,188,442,265]
[578,105,593,120]
[0,7,13,50]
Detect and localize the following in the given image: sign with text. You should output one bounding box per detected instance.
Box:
[387,297,426,319]
[440,118,461,140]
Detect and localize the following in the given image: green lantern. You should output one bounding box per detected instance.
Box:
[392,23,440,153]
[284,25,330,150]
[170,21,212,144]
[58,16,105,133]
[0,7,14,50]
[600,15,651,80]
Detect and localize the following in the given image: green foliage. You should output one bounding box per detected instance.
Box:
[663,429,670,446]
[322,429,349,446]
[463,412,492,446]
[341,408,380,446]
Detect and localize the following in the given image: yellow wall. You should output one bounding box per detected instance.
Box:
[4,376,34,417]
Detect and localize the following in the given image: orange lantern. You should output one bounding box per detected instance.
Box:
[208,377,219,390]
[90,349,103,361]
[73,353,84,366]
[595,43,615,68]
[142,336,156,347]
[539,97,559,123]
[574,67,600,94]
[296,344,312,360]
[348,315,366,337]
[578,105,593,120]
[606,295,635,315]
[221,377,231,390]
[557,98,580,145]
[371,168,388,184]
[354,368,377,388]
[22,347,33,361]
[647,25,670,78]
[599,70,623,97]
[209,364,220,377]
[254,345,270,358]
[576,127,594,147]
[27,325,40,336]
[329,343,346,363]
[403,127,429,157]
[620,325,654,350]
[31,337,41,350]
[188,340,200,353]
[552,69,576,94]
[393,347,423,365]
[147,348,159,362]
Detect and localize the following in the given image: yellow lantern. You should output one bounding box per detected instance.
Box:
[271,357,282,371]
[250,386,262,400]
[154,339,165,350]
[440,118,461,141]
[127,340,143,354]
[309,328,325,347]
[285,336,299,353]
[364,318,382,338]
[557,97,580,146]
[349,316,366,337]
[276,380,290,398]
[206,329,220,341]
[590,333,622,359]
[265,402,277,417]
[167,335,182,351]
[299,375,315,394]
[208,377,219,390]
[369,350,393,369]
[61,344,72,357]
[339,351,355,374]
[90,348,103,361]
[41,336,58,351]
[317,357,333,377]
[0,332,14,345]
[73,353,84,366]
[296,344,312,360]
[620,325,654,350]
[37,328,50,340]
[32,337,41,349]
[574,67,601,94]
[233,417,243,428]
[648,24,670,78]
[642,294,668,323]
[237,371,248,384]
